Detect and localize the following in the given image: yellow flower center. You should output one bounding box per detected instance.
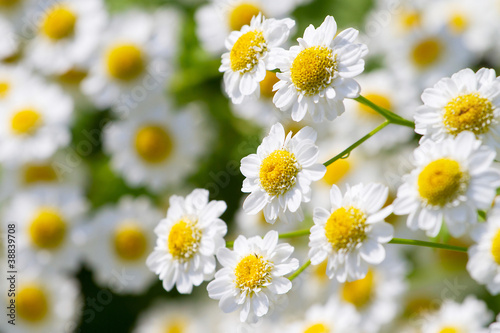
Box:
[168,220,201,260]
[41,6,77,40]
[228,3,262,31]
[418,158,468,207]
[260,71,279,99]
[411,37,443,69]
[439,327,461,333]
[11,109,42,135]
[400,10,421,31]
[165,320,186,333]
[291,46,336,96]
[443,93,494,136]
[29,208,67,249]
[106,44,145,81]
[449,13,468,34]
[58,68,87,85]
[23,164,58,185]
[359,93,392,118]
[322,159,351,186]
[304,323,330,333]
[259,149,299,196]
[341,269,375,309]
[113,224,148,261]
[312,260,329,282]
[0,0,20,8]
[230,30,266,73]
[490,229,500,265]
[0,81,10,98]
[17,285,49,323]
[325,207,367,251]
[234,253,273,290]
[134,125,173,164]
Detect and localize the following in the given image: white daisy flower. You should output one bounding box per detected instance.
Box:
[25,0,107,75]
[3,187,87,274]
[240,122,326,224]
[285,297,361,333]
[273,15,368,122]
[0,79,73,166]
[82,9,180,109]
[308,183,394,282]
[467,201,500,295]
[0,269,81,333]
[393,131,500,238]
[415,68,500,154]
[220,13,294,104]
[83,196,162,294]
[421,296,492,333]
[0,65,38,101]
[147,189,227,294]
[103,95,209,191]
[207,230,299,323]
[194,0,301,55]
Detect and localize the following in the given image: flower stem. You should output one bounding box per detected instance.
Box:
[388,238,468,253]
[288,260,311,281]
[323,121,390,167]
[354,95,415,128]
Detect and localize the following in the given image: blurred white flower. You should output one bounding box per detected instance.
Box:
[273,15,368,122]
[393,131,500,237]
[207,230,299,323]
[308,183,393,282]
[147,189,227,294]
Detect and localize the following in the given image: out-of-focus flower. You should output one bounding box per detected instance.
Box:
[207,230,299,323]
[393,131,500,237]
[83,196,161,294]
[273,15,368,122]
[415,68,500,154]
[220,14,294,104]
[240,122,326,224]
[147,189,227,294]
[308,183,393,282]
[0,17,17,60]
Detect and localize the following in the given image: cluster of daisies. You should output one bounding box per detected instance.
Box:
[4,0,500,332]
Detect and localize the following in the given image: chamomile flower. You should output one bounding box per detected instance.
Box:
[103,96,209,191]
[3,187,88,273]
[0,79,73,166]
[273,15,368,122]
[83,196,161,294]
[420,296,492,333]
[220,14,294,104]
[207,230,299,324]
[146,189,227,294]
[25,0,107,75]
[240,122,326,224]
[82,9,179,109]
[308,183,394,282]
[467,203,500,295]
[0,270,81,333]
[393,131,500,238]
[0,65,37,101]
[415,68,500,153]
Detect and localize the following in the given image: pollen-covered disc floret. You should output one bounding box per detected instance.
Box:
[240,122,326,224]
[273,15,368,122]
[220,13,294,104]
[207,230,299,323]
[415,68,500,154]
[309,183,394,283]
[147,189,227,294]
[394,131,500,238]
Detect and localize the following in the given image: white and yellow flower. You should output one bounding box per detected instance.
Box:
[103,95,208,191]
[415,68,500,153]
[393,131,500,237]
[83,196,161,294]
[25,0,107,75]
[308,183,394,282]
[207,230,299,323]
[220,13,294,104]
[273,15,368,122]
[240,122,326,224]
[147,189,227,294]
[3,187,88,273]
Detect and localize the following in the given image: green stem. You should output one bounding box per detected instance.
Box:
[288,259,311,281]
[324,121,390,167]
[389,238,467,253]
[354,95,415,128]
